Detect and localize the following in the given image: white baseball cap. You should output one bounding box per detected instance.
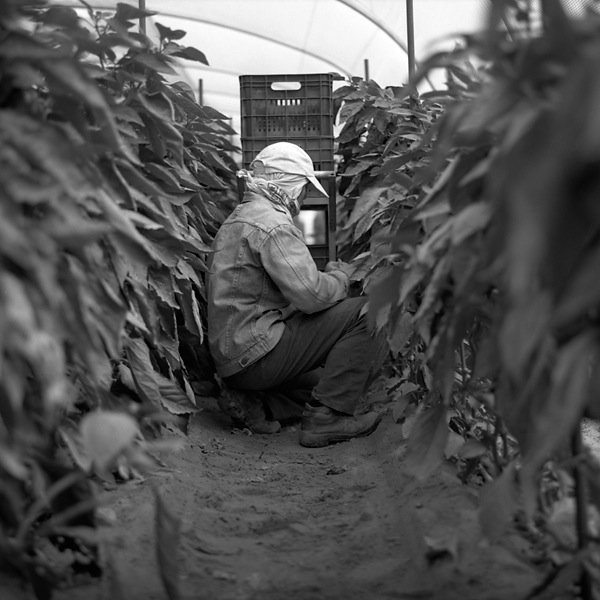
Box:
[250,142,329,197]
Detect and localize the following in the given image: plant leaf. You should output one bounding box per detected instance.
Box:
[0,30,69,60]
[413,255,449,323]
[389,312,414,356]
[553,244,600,330]
[348,186,385,227]
[40,6,79,28]
[404,401,449,480]
[154,372,198,415]
[193,162,226,189]
[125,337,162,409]
[524,331,598,473]
[458,439,487,459]
[171,46,208,65]
[366,265,403,331]
[40,58,109,111]
[450,202,491,246]
[177,278,203,339]
[115,2,156,22]
[116,160,165,198]
[444,431,465,459]
[499,292,551,380]
[145,163,182,190]
[479,462,519,542]
[96,188,160,265]
[149,267,179,309]
[80,411,140,476]
[156,24,187,41]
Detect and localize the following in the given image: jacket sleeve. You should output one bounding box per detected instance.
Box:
[259,223,348,314]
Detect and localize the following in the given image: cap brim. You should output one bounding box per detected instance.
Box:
[308,176,329,197]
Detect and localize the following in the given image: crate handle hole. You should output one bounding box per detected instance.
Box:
[270,81,302,91]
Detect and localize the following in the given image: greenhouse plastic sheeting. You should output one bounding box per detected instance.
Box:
[46,0,600,135]
[49,0,493,132]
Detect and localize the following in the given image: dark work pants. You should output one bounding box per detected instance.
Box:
[224,297,386,420]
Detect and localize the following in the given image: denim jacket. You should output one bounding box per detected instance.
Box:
[207,191,348,377]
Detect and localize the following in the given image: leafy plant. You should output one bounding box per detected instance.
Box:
[0,0,237,595]
[334,57,491,478]
[335,1,600,585]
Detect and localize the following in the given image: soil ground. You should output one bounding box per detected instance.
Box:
[6,397,590,600]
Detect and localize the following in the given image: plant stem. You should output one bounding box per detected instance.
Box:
[571,422,593,600]
[459,339,468,385]
[15,470,86,548]
[493,414,501,469]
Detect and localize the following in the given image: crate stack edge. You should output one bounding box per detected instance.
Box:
[239,73,337,269]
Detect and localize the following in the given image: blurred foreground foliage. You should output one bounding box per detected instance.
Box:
[335,0,600,590]
[0,0,237,594]
[5,0,600,596]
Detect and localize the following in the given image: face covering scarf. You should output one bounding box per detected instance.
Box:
[236,169,307,218]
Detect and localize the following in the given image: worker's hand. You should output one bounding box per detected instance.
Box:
[325,260,354,279]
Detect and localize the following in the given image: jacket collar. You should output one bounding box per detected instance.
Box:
[241,191,292,218]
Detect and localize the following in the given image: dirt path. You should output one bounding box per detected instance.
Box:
[4,399,547,600]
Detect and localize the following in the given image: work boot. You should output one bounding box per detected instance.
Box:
[218,388,281,434]
[299,404,382,448]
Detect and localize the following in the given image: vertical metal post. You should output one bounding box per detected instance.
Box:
[364,58,370,81]
[198,79,203,105]
[406,0,415,78]
[139,0,146,34]
[328,176,336,263]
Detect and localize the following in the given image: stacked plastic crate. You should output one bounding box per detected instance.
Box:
[239,73,337,269]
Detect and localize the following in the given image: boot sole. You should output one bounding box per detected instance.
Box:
[299,414,382,448]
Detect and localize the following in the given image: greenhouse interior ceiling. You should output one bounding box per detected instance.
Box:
[51,0,599,142]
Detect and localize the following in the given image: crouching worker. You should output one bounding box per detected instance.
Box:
[206,142,386,447]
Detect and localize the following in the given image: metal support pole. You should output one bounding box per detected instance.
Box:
[139,0,146,35]
[406,0,415,79]
[364,58,370,81]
